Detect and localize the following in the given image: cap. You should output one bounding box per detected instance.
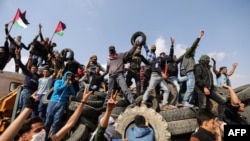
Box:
[109,46,115,51]
[43,65,50,71]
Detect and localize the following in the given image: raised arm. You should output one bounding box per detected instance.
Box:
[185,30,204,58]
[222,84,240,105]
[211,58,219,76]
[51,86,92,141]
[227,63,238,76]
[100,90,117,127]
[0,93,38,141]
[169,37,175,57]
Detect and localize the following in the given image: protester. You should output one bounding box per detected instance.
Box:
[222,84,248,125]
[0,86,92,141]
[193,55,227,120]
[190,109,222,141]
[44,71,76,138]
[181,30,204,107]
[101,41,141,109]
[141,52,176,110]
[142,44,156,93]
[15,48,39,112]
[0,35,10,71]
[90,90,118,141]
[125,46,149,96]
[5,23,29,72]
[126,114,155,141]
[211,58,238,87]
[31,65,54,119]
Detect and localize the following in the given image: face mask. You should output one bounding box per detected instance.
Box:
[151,49,156,52]
[134,49,141,55]
[31,129,46,141]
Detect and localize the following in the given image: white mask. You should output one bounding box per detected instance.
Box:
[31,129,46,141]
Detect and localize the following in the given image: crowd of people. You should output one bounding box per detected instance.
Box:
[0,25,248,141]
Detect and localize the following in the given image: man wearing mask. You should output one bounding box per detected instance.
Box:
[142,44,156,93]
[126,46,149,96]
[193,55,226,120]
[101,41,141,110]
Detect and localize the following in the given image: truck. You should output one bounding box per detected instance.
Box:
[0,71,24,133]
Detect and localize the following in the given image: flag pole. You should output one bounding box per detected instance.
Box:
[50,32,56,42]
[8,20,14,34]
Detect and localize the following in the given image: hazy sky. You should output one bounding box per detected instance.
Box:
[1,0,249,88]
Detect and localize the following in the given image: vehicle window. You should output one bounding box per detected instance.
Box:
[9,82,22,92]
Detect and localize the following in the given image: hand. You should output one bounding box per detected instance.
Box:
[26,91,39,110]
[5,23,8,28]
[232,63,238,68]
[199,30,204,38]
[39,23,42,29]
[135,40,140,47]
[66,80,72,85]
[204,87,210,95]
[82,85,93,102]
[170,37,175,45]
[211,58,216,64]
[107,89,118,109]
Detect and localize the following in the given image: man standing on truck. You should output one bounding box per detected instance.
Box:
[15,48,39,112]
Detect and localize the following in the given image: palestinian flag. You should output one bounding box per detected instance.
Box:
[13,8,29,28]
[55,21,66,36]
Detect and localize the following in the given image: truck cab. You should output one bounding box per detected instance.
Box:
[0,71,24,133]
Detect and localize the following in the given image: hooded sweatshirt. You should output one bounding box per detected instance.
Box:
[127,126,154,141]
[50,71,76,103]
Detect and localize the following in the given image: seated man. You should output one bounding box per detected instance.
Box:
[126,114,154,141]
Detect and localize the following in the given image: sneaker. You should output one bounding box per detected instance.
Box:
[183,102,194,108]
[176,103,184,108]
[140,102,147,108]
[162,104,177,110]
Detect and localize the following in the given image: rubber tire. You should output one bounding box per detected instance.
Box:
[234,84,250,93]
[159,107,197,122]
[68,101,101,120]
[115,106,171,141]
[236,87,250,102]
[111,106,127,119]
[42,87,54,105]
[135,95,159,111]
[60,48,74,61]
[65,123,90,141]
[130,31,146,46]
[241,105,250,124]
[167,118,198,135]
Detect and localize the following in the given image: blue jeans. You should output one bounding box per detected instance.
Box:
[44,101,66,138]
[31,94,46,118]
[182,71,195,103]
[142,73,170,105]
[103,73,135,107]
[19,88,33,111]
[32,55,43,67]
